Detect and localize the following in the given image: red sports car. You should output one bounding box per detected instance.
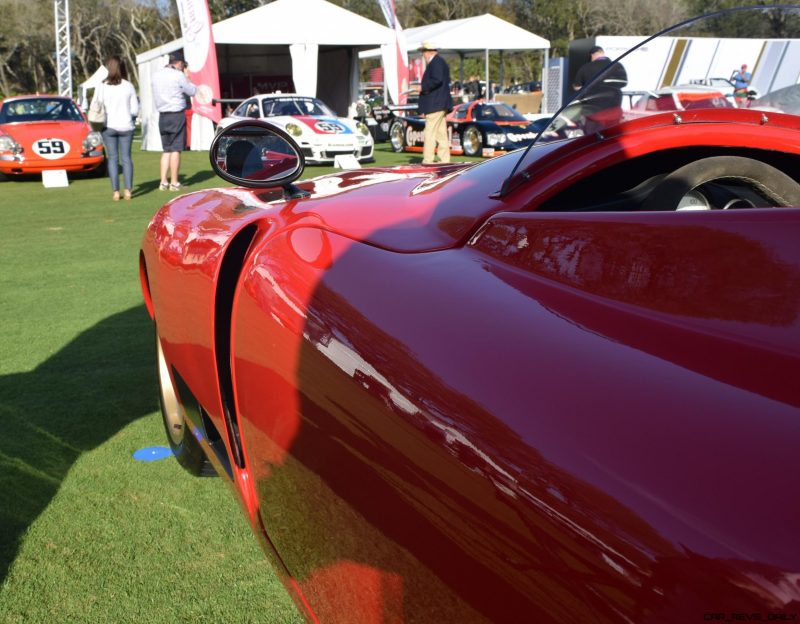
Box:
[0,95,105,177]
[140,8,800,622]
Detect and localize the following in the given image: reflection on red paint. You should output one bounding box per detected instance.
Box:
[298,562,403,624]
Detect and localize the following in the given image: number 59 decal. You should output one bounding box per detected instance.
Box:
[33,138,71,160]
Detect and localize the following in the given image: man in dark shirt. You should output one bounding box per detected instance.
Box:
[417,42,453,164]
[572,46,628,133]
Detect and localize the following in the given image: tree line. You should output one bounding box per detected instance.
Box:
[0,0,793,98]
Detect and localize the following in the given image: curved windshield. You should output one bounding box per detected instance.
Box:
[0,97,83,123]
[504,6,800,193]
[476,102,529,122]
[263,96,334,117]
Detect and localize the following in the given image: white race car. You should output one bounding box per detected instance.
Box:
[218,94,374,164]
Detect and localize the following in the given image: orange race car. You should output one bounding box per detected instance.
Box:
[0,95,105,178]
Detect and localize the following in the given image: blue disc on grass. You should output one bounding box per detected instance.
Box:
[133,446,173,462]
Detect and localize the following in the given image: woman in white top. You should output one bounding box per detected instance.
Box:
[92,55,139,200]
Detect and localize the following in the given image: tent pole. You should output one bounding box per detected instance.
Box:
[542,48,549,114]
[485,48,489,99]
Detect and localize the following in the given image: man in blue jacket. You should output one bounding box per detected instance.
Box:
[418,42,453,164]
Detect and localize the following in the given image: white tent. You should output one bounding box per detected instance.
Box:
[78,65,108,110]
[361,14,551,107]
[136,0,393,150]
[404,14,550,53]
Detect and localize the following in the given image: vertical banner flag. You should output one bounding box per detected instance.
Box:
[175,0,221,122]
[376,0,409,105]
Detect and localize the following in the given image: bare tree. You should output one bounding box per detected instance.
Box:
[0,0,179,97]
[398,0,501,26]
[585,0,688,36]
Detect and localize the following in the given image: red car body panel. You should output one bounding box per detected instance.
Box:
[141,105,800,621]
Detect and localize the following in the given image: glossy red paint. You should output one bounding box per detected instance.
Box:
[224,210,800,620]
[142,79,800,620]
[507,109,800,203]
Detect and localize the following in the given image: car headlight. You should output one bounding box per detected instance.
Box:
[356,121,370,136]
[0,134,21,153]
[285,123,302,137]
[487,133,506,146]
[82,131,103,150]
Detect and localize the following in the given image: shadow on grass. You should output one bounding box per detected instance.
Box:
[134,168,217,197]
[0,305,156,582]
[183,169,216,187]
[133,179,164,197]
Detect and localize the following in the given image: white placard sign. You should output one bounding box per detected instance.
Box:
[334,154,361,170]
[42,169,69,188]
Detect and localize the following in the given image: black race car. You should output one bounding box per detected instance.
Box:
[388,100,543,157]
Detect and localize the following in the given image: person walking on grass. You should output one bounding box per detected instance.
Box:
[151,49,196,191]
[92,55,138,201]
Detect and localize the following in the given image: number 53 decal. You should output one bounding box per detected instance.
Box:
[33,138,71,160]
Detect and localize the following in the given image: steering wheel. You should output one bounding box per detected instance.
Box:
[642,156,800,211]
[47,101,65,119]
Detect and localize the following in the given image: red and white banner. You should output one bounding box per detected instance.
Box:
[175,0,221,123]
[376,0,409,105]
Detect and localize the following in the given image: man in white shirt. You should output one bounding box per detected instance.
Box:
[151,49,197,190]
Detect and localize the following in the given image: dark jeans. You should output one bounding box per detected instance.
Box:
[101,128,134,192]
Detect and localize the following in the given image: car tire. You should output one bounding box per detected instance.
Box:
[642,156,800,211]
[389,120,406,152]
[461,125,483,157]
[156,334,215,476]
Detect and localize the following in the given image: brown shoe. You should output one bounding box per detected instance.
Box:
[123,190,132,200]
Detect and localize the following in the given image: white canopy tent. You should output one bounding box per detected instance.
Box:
[404,14,550,53]
[136,0,393,150]
[361,14,551,109]
[78,65,108,111]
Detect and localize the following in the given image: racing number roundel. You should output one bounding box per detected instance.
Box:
[315,121,344,134]
[33,138,71,160]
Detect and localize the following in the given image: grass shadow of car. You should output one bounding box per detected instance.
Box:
[0,305,156,582]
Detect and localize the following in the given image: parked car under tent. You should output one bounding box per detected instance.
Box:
[135,0,393,151]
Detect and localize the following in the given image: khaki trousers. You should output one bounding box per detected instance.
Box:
[422,110,450,164]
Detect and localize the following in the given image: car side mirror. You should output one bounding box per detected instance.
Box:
[209,120,309,198]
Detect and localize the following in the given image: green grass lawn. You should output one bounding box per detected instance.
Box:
[0,141,476,623]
